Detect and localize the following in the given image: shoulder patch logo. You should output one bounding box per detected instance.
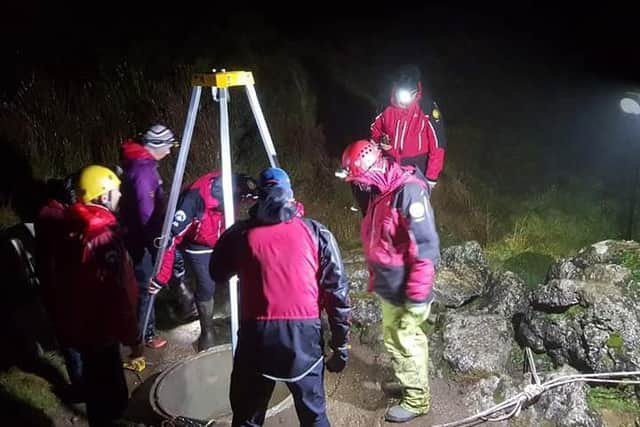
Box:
[432,108,441,120]
[409,201,426,219]
[174,210,187,223]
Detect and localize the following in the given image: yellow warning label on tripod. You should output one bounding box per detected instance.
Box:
[216,71,254,88]
[192,71,255,88]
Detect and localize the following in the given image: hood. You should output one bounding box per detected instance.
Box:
[353,159,413,195]
[249,187,301,225]
[121,139,155,162]
[66,203,117,243]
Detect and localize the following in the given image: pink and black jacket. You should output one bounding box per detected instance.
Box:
[361,162,440,305]
[209,189,351,380]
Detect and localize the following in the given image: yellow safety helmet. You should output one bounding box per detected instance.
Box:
[77,165,121,204]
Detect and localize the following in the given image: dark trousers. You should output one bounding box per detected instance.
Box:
[81,343,128,427]
[230,358,329,427]
[61,347,83,392]
[134,249,155,341]
[184,250,215,302]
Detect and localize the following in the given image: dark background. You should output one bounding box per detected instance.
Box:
[2,3,640,190]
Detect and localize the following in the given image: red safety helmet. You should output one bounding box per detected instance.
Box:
[340,140,382,181]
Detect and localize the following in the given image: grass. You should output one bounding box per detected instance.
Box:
[606,333,625,350]
[622,252,640,282]
[587,385,640,415]
[0,367,61,414]
[484,184,622,287]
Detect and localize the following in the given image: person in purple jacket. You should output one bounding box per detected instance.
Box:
[210,167,351,427]
[119,123,179,349]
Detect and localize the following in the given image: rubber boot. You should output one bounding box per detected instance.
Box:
[169,281,197,321]
[195,299,215,352]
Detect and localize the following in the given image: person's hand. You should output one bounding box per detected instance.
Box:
[379,134,392,151]
[148,278,163,295]
[428,181,437,191]
[325,346,348,373]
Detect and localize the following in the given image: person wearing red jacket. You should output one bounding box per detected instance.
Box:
[210,167,351,427]
[371,65,446,186]
[38,165,142,427]
[351,65,446,216]
[340,140,440,423]
[148,171,258,351]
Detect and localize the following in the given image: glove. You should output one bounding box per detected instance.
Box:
[379,134,392,151]
[325,346,348,373]
[148,278,164,295]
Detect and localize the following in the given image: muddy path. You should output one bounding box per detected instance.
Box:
[122,316,472,427]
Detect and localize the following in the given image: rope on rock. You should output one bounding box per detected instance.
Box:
[432,348,640,427]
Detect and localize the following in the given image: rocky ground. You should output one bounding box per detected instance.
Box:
[3,240,640,426]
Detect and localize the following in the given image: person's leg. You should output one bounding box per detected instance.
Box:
[230,353,276,427]
[61,347,84,401]
[381,300,431,418]
[186,250,216,351]
[167,249,197,321]
[134,249,166,348]
[81,344,129,427]
[286,361,330,427]
[134,250,154,340]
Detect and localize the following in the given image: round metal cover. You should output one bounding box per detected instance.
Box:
[150,344,292,423]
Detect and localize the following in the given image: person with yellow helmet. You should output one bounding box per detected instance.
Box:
[38,165,142,427]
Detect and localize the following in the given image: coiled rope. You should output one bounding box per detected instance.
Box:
[432,348,640,427]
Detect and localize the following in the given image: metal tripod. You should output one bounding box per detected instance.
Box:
[143,70,279,354]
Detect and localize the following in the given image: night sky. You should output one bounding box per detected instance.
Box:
[2,3,640,190]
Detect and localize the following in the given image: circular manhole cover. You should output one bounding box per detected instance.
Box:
[150,344,292,424]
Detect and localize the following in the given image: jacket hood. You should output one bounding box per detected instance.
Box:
[66,203,117,243]
[354,159,414,195]
[249,187,301,225]
[121,139,155,162]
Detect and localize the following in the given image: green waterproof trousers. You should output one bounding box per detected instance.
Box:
[381,299,431,414]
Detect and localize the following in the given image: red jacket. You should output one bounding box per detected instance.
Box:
[154,172,225,284]
[370,82,446,184]
[360,162,440,305]
[210,190,350,380]
[36,201,139,350]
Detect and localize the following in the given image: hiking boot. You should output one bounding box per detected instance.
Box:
[384,405,422,423]
[195,299,215,352]
[169,281,198,321]
[145,335,167,349]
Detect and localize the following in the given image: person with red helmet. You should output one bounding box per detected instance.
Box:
[147,171,258,352]
[38,165,142,427]
[339,140,440,423]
